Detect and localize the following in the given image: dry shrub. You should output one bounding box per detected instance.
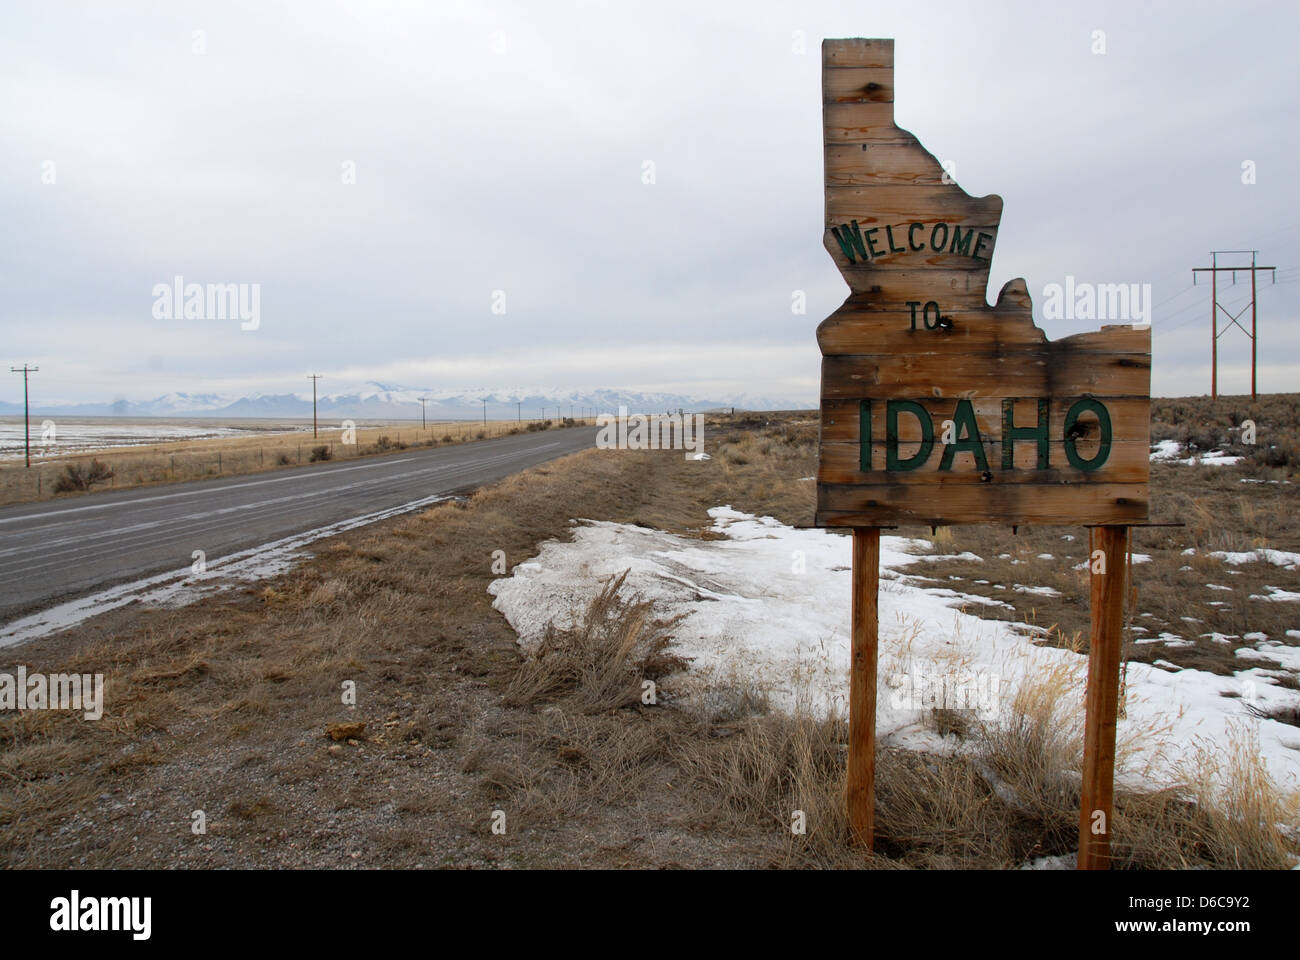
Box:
[1178,728,1299,869]
[1104,727,1300,869]
[679,710,861,867]
[974,662,1083,848]
[52,459,114,492]
[503,571,688,713]
[875,749,1023,868]
[680,705,1036,868]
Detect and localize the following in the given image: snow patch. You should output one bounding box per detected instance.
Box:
[489,507,1300,793]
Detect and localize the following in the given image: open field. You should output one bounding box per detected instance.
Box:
[1,396,1296,869]
[0,416,588,507]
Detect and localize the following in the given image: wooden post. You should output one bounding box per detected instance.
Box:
[1250,255,1258,400]
[1211,254,1218,399]
[1079,524,1129,870]
[848,527,880,849]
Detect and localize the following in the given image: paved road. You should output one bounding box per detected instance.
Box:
[0,427,598,620]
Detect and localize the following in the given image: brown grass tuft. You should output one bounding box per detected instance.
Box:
[504,571,688,714]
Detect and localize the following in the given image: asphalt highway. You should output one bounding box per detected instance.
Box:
[0,426,598,621]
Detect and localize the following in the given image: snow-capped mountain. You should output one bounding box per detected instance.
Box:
[0,382,812,419]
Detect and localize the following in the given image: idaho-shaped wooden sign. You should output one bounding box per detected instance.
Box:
[815,38,1151,528]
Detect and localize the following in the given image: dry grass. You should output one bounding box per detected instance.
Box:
[1151,392,1300,470]
[504,571,688,713]
[973,660,1083,848]
[0,417,586,506]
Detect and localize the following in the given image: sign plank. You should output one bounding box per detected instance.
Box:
[815,39,1150,528]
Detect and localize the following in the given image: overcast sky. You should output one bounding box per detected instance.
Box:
[2,0,1296,406]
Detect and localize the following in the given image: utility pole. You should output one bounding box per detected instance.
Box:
[9,364,38,467]
[1193,251,1276,399]
[308,374,322,437]
[516,401,521,422]
[481,398,487,426]
[417,396,428,430]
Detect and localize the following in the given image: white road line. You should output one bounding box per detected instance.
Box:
[0,451,511,578]
[0,438,580,624]
[0,455,422,524]
[0,493,451,648]
[0,442,566,573]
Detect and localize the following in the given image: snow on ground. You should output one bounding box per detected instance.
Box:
[1237,643,1300,672]
[1211,549,1300,571]
[1251,586,1300,603]
[1013,584,1061,598]
[1149,439,1244,466]
[0,420,287,461]
[1186,451,1246,466]
[1149,439,1183,461]
[489,507,1300,794]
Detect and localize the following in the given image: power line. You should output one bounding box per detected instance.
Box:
[1148,284,1198,313]
[1159,295,1221,332]
[1239,222,1300,246]
[1160,275,1298,335]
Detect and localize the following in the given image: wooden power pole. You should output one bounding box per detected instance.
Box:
[308,374,322,438]
[10,364,38,467]
[1193,251,1276,399]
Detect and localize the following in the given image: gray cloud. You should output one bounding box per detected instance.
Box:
[1,0,1295,405]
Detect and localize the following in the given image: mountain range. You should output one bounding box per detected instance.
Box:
[0,382,811,420]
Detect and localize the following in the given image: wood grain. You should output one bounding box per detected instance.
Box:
[823,38,893,69]
[820,352,1152,399]
[827,186,1004,224]
[826,143,946,186]
[848,527,879,849]
[1079,525,1128,869]
[817,484,1148,527]
[823,67,894,103]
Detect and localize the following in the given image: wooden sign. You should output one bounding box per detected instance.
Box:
[814,38,1151,871]
[815,38,1150,528]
